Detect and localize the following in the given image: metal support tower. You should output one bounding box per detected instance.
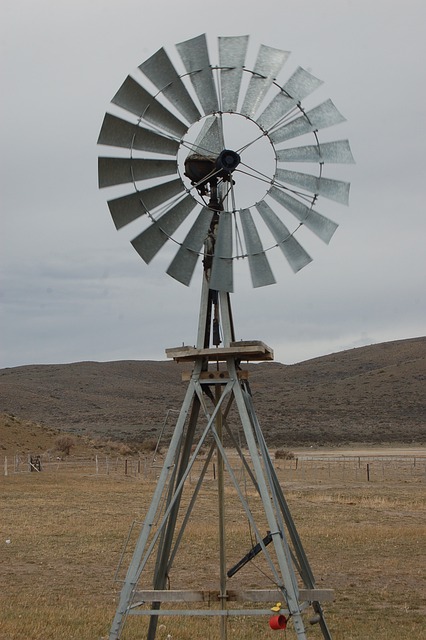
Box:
[108,273,333,640]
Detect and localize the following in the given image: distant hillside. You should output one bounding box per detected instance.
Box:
[1,337,425,446]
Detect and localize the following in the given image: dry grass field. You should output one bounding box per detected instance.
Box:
[1,450,425,640]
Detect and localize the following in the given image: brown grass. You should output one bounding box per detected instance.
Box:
[1,451,425,640]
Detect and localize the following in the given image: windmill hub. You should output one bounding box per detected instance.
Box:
[216,149,241,177]
[184,148,241,196]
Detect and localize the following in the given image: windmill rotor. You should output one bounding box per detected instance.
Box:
[98,34,354,292]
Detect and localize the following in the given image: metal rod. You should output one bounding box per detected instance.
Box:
[216,384,228,640]
[228,357,308,639]
[147,397,201,640]
[108,362,204,640]
[243,380,333,640]
[227,531,273,578]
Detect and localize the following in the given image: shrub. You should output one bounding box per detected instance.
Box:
[55,435,75,456]
[275,448,295,460]
[104,441,133,456]
[139,438,158,453]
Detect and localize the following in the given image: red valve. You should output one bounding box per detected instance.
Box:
[269,614,287,630]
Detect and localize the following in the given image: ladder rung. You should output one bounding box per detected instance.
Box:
[133,588,334,603]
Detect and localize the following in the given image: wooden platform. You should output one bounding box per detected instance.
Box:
[166,340,274,362]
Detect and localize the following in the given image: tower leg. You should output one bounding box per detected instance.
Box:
[227,358,308,639]
[242,380,333,639]
[146,397,201,640]
[109,363,203,640]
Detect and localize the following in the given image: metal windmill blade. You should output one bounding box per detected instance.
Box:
[218,35,249,112]
[98,34,354,293]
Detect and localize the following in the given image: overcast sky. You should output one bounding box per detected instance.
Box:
[1,0,425,368]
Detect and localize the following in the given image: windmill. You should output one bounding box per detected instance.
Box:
[97,34,354,640]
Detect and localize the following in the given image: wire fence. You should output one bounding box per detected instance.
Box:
[2,451,425,484]
[273,454,426,484]
[2,453,161,479]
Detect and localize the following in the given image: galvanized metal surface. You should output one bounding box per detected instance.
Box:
[241,44,290,117]
[108,361,204,639]
[98,33,353,293]
[133,588,334,602]
[111,75,187,137]
[239,208,276,287]
[97,34,353,640]
[97,113,180,154]
[277,139,355,164]
[139,47,201,124]
[209,213,233,292]
[189,114,224,156]
[166,207,213,286]
[98,157,176,188]
[270,98,346,144]
[257,66,323,131]
[218,35,248,112]
[131,196,197,264]
[268,187,339,244]
[129,608,290,617]
[107,178,184,230]
[176,34,218,115]
[255,200,313,272]
[276,168,351,205]
[106,286,337,639]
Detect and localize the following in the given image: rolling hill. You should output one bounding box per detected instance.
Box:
[1,337,425,447]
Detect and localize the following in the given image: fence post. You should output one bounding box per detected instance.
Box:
[366,463,370,482]
[4,457,7,477]
[125,459,128,475]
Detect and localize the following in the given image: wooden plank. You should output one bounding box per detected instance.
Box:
[166,340,274,362]
[133,588,334,603]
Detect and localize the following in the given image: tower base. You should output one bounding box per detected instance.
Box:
[108,341,333,640]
